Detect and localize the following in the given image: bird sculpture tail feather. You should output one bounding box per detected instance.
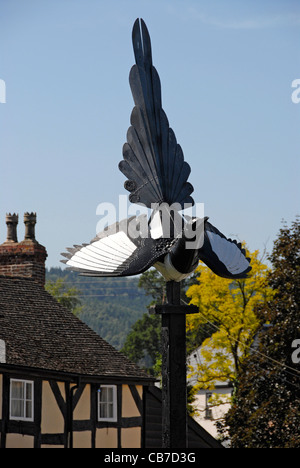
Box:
[119,18,194,209]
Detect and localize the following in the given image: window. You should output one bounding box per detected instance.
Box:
[98,385,117,422]
[205,392,213,420]
[10,379,34,421]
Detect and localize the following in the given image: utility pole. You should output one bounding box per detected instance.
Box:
[152,281,198,448]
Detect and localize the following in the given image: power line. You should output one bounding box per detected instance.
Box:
[50,278,300,381]
[52,293,144,298]
[47,281,141,287]
[181,298,300,381]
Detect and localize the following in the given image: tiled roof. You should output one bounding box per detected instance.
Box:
[0,275,152,382]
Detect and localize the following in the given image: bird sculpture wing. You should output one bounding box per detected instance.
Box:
[119,18,194,209]
[61,215,177,277]
[198,220,252,279]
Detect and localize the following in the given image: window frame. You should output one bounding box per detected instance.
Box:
[205,392,213,420]
[9,378,34,422]
[97,384,118,423]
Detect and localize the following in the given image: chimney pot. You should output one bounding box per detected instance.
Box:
[0,211,47,287]
[5,213,19,243]
[24,212,37,241]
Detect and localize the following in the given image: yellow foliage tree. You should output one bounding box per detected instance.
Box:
[186,247,273,391]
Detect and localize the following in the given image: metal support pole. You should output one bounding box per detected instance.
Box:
[152,281,198,448]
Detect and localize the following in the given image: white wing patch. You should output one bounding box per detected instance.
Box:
[150,210,164,239]
[207,231,250,275]
[66,231,137,272]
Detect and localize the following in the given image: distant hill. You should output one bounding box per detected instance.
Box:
[46,268,149,350]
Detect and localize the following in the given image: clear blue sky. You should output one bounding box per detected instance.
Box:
[0,0,299,268]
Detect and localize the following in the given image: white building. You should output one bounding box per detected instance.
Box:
[187,346,233,441]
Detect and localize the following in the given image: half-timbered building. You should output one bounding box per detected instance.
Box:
[0,213,155,448]
[0,212,222,448]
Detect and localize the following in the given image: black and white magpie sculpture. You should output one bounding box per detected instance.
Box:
[61,19,251,282]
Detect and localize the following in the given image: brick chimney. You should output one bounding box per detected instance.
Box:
[0,212,48,286]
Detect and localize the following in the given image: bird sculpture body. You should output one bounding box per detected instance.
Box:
[61,19,252,282]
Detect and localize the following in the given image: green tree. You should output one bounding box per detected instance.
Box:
[138,269,166,305]
[121,312,161,374]
[223,218,300,448]
[45,277,82,315]
[122,269,162,375]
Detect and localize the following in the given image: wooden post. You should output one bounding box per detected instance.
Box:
[152,281,198,448]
